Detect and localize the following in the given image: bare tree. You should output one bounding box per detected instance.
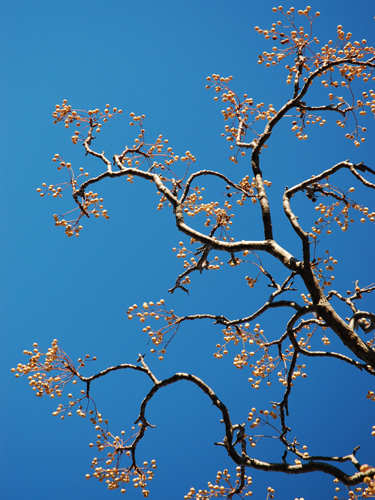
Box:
[13,6,375,499]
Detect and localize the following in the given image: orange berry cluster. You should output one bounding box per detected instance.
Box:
[184,467,253,499]
[226,175,272,207]
[214,323,266,357]
[248,406,278,429]
[149,139,196,170]
[36,182,63,199]
[82,191,109,218]
[53,190,109,237]
[321,335,331,346]
[11,340,75,398]
[206,74,278,159]
[266,486,276,499]
[237,176,269,206]
[52,393,87,419]
[181,181,263,238]
[338,465,375,499]
[126,300,178,359]
[37,154,75,199]
[86,413,156,497]
[172,241,192,259]
[245,276,257,288]
[317,35,374,81]
[276,365,307,388]
[173,240,223,274]
[123,130,196,174]
[300,292,313,305]
[88,461,154,497]
[214,207,232,228]
[310,251,338,290]
[14,337,157,497]
[290,116,324,141]
[53,99,123,134]
[255,6,320,64]
[184,198,221,226]
[176,178,269,248]
[256,5,321,90]
[47,94,269,246]
[311,188,375,241]
[253,7,375,146]
[51,153,84,172]
[292,318,333,353]
[37,150,111,237]
[176,178,269,273]
[250,351,288,389]
[117,122,196,176]
[172,240,247,276]
[52,213,84,237]
[215,321,309,390]
[128,111,145,127]
[48,101,203,237]
[253,347,307,389]
[247,408,311,457]
[50,355,97,420]
[181,186,205,214]
[213,323,285,388]
[361,471,375,499]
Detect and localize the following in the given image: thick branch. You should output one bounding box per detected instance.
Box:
[129,363,375,487]
[242,456,374,486]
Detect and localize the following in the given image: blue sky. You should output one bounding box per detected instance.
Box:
[3,1,375,499]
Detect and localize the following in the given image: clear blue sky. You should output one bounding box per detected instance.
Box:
[3,1,374,499]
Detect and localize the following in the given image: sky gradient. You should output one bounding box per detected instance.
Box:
[3,1,375,499]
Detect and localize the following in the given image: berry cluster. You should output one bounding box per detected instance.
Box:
[53,100,123,135]
[11,340,75,398]
[184,467,253,499]
[87,415,156,497]
[207,6,375,151]
[126,300,178,359]
[310,184,375,243]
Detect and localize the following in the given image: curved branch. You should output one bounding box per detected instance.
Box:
[174,300,302,331]
[129,364,375,487]
[296,57,375,104]
[179,170,250,204]
[135,371,237,463]
[296,342,375,374]
[73,153,300,272]
[350,165,375,189]
[280,160,375,367]
[350,311,375,334]
[244,56,375,244]
[83,122,113,173]
[77,360,159,385]
[282,160,375,263]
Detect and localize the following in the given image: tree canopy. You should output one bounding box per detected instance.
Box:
[7,3,375,500]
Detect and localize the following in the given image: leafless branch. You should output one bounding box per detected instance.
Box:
[179,170,250,204]
[83,122,113,173]
[76,355,375,487]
